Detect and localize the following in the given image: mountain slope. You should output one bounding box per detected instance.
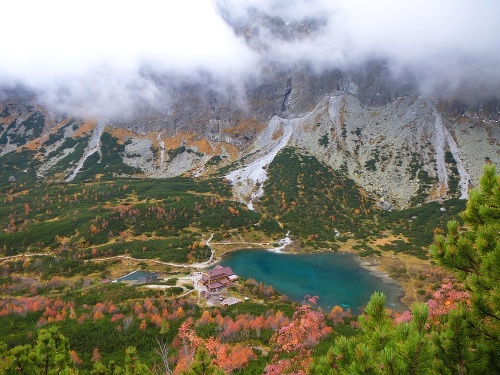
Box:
[0,92,499,209]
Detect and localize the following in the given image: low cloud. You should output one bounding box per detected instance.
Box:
[221,0,500,97]
[0,0,257,119]
[1,0,499,119]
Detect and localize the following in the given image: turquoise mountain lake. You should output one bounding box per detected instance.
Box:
[219,250,406,313]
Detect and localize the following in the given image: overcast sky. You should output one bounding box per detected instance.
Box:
[1,0,499,118]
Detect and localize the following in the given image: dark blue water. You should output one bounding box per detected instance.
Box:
[219,250,406,313]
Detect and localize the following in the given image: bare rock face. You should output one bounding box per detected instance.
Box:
[221,93,499,209]
[1,50,499,209]
[287,94,492,208]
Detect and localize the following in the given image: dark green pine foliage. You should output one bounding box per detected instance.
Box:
[91,347,150,375]
[0,327,152,375]
[1,327,73,375]
[260,147,375,244]
[430,306,479,375]
[310,293,435,375]
[431,163,500,373]
[182,347,225,375]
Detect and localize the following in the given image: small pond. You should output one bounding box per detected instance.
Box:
[219,250,406,313]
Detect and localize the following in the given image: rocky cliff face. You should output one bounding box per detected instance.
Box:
[113,60,419,135]
[1,82,498,210]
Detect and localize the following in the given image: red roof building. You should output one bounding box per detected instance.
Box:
[200,265,238,291]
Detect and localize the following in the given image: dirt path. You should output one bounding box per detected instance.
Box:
[0,253,53,261]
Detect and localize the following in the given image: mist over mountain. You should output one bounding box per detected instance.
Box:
[1,0,499,211]
[1,0,499,120]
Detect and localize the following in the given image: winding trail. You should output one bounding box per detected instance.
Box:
[2,232,294,271]
[86,234,216,269]
[84,230,293,268]
[86,254,208,269]
[84,232,292,268]
[0,253,53,261]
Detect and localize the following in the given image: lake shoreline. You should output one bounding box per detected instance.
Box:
[218,246,408,313]
[209,235,422,310]
[355,257,408,308]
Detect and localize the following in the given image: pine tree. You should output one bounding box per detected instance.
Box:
[430,306,479,375]
[124,346,151,375]
[182,347,225,375]
[33,327,73,375]
[1,327,74,375]
[3,344,39,375]
[431,163,500,373]
[1,328,153,375]
[310,293,435,374]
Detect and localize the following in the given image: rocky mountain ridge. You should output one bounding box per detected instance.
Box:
[1,90,498,209]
